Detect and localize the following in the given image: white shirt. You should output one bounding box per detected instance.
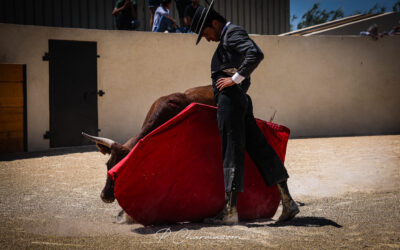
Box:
[152,6,170,32]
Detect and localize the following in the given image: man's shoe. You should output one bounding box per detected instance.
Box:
[205,206,239,225]
[278,199,299,222]
[221,206,239,225]
[204,191,239,225]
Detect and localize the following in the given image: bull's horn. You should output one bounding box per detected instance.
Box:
[82,132,115,148]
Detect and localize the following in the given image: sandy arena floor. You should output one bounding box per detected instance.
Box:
[0,135,399,249]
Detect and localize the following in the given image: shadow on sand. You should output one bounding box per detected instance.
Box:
[0,145,97,161]
[260,216,342,228]
[132,216,342,235]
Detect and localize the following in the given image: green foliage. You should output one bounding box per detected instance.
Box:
[393,0,400,12]
[297,3,344,29]
[295,1,397,31]
[354,3,388,15]
[289,14,298,31]
[367,3,386,14]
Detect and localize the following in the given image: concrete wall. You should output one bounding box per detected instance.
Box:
[0,23,399,151]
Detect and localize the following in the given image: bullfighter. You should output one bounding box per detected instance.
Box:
[190,0,299,224]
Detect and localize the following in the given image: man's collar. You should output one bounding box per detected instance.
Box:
[220,21,231,39]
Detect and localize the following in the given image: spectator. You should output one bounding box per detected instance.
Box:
[175,0,191,28]
[152,0,178,32]
[361,22,400,38]
[112,0,139,30]
[184,0,200,29]
[389,25,400,35]
[148,0,161,31]
[360,23,383,39]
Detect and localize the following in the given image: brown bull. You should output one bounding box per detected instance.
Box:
[83,85,215,203]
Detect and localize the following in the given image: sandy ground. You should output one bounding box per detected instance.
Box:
[0,135,399,249]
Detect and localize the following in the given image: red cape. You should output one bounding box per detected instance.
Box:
[108,103,290,225]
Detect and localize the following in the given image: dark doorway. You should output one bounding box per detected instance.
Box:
[48,40,99,148]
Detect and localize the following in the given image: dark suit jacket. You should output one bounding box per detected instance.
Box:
[211,23,264,92]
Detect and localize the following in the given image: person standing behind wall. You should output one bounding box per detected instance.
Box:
[112,0,139,30]
[148,0,161,30]
[175,0,191,28]
[184,0,201,31]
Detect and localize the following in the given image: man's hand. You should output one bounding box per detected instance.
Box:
[216,77,236,91]
[167,16,177,27]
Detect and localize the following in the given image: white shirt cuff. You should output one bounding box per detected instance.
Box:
[232,72,245,83]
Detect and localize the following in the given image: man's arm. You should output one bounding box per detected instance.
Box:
[112,0,131,16]
[159,9,177,27]
[227,28,264,81]
[217,28,264,91]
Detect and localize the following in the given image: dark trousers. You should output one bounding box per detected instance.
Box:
[154,16,177,32]
[212,76,289,192]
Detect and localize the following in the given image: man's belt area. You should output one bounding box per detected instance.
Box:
[222,68,238,76]
[212,68,251,94]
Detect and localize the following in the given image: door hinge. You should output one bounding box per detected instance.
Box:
[42,52,50,61]
[43,130,53,139]
[98,90,105,96]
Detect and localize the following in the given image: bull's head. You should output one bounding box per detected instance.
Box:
[82,132,130,203]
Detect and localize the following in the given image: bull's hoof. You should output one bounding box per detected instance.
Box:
[278,199,299,222]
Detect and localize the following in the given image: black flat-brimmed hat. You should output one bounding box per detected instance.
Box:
[190,0,215,45]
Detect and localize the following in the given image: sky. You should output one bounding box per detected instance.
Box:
[290,0,400,30]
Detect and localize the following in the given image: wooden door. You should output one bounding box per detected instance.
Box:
[0,64,26,153]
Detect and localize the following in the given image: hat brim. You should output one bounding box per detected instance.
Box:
[196,0,215,45]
